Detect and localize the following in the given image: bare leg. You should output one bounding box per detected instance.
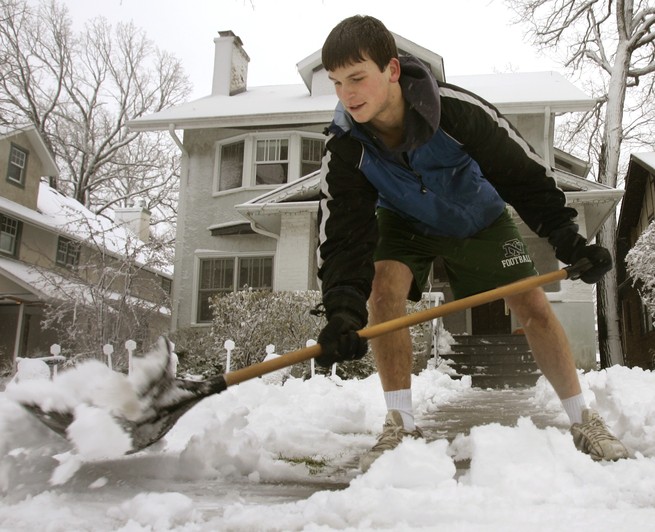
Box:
[368,260,415,391]
[505,287,582,399]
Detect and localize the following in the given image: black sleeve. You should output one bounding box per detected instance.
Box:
[317,133,379,300]
[438,82,578,238]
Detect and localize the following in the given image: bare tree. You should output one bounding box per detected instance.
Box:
[507,0,655,367]
[0,0,190,230]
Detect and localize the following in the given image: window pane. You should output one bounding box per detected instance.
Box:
[301,138,323,177]
[256,163,288,185]
[197,258,235,322]
[219,141,244,191]
[238,257,273,289]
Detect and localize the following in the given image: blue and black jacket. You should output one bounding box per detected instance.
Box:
[317,55,578,302]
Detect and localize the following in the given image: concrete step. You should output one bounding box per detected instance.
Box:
[443,334,539,388]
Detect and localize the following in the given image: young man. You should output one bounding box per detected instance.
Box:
[315,15,628,472]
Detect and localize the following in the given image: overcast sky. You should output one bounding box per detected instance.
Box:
[59,0,562,100]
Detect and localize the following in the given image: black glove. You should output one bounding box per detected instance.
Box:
[316,288,368,367]
[549,225,612,284]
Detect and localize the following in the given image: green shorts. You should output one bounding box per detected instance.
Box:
[374,208,538,301]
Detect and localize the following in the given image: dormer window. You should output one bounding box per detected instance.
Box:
[214,132,324,194]
[7,144,28,186]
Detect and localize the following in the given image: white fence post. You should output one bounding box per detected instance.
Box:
[224,339,235,373]
[306,339,317,377]
[50,344,62,377]
[103,344,114,370]
[125,339,137,374]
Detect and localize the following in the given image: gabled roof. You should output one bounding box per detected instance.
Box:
[296,32,446,91]
[235,169,622,240]
[618,152,655,236]
[0,125,59,176]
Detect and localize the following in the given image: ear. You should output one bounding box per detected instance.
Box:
[388,58,401,82]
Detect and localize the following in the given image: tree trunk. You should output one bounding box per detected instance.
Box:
[596,213,624,366]
[595,41,631,367]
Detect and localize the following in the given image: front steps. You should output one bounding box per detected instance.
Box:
[444,334,541,388]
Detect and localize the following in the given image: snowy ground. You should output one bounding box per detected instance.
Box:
[1,359,655,531]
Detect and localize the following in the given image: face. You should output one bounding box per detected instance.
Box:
[327,55,401,126]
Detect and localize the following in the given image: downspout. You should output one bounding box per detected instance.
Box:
[543,106,552,166]
[168,124,188,332]
[13,302,25,365]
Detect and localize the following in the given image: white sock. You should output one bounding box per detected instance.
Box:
[384,389,415,431]
[561,393,587,425]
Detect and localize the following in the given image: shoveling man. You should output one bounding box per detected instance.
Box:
[314,15,628,472]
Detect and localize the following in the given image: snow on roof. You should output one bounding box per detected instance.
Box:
[129,72,594,132]
[633,152,655,173]
[0,255,171,315]
[0,124,59,176]
[0,183,171,277]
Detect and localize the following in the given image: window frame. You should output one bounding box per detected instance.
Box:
[7,143,28,187]
[0,213,21,257]
[55,236,81,268]
[194,253,274,324]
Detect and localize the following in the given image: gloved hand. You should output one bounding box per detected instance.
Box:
[548,225,612,284]
[316,288,368,367]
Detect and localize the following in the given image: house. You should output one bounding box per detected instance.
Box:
[0,125,173,373]
[617,153,655,369]
[129,31,622,370]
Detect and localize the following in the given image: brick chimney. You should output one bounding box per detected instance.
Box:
[114,199,151,242]
[212,30,249,96]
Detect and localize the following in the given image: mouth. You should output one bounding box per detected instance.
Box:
[348,102,365,113]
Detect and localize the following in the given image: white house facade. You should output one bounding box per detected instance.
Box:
[130,31,622,370]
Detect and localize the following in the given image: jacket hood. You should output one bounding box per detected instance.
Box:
[396,55,441,152]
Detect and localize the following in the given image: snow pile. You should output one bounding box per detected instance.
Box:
[4,338,174,475]
[1,364,655,530]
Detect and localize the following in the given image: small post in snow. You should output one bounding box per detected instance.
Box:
[306,339,317,377]
[50,344,62,377]
[125,339,137,374]
[103,344,114,370]
[224,339,235,372]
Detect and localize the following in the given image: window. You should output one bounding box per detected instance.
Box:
[197,256,273,322]
[218,141,245,191]
[7,144,28,186]
[301,138,324,176]
[215,133,325,193]
[161,276,172,295]
[56,237,81,268]
[0,214,21,256]
[255,138,289,185]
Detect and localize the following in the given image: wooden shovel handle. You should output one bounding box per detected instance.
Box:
[224,266,573,386]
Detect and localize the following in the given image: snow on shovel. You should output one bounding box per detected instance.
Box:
[13,263,587,455]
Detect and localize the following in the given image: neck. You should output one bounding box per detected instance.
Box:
[370,86,405,149]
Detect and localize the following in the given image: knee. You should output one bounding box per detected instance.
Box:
[369,262,412,319]
[505,288,554,326]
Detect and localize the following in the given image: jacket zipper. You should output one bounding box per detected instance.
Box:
[402,152,428,194]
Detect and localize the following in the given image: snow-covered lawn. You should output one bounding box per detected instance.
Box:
[1,362,655,531]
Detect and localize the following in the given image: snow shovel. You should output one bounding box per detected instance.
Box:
[19,262,587,454]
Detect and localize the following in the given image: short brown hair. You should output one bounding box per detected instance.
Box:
[322,15,398,72]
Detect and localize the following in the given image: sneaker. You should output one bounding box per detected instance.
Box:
[359,410,423,472]
[570,409,629,461]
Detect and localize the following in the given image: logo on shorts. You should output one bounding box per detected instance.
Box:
[501,239,531,268]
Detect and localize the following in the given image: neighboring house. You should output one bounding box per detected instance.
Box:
[617,153,655,369]
[0,125,172,372]
[130,31,622,370]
